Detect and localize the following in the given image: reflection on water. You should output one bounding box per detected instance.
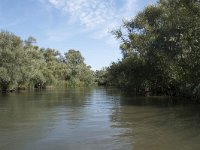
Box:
[0,87,200,150]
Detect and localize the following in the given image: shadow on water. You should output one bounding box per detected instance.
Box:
[106,88,200,150]
[0,87,200,150]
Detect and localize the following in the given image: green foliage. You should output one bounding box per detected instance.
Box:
[65,49,84,65]
[108,0,200,98]
[0,31,94,92]
[64,50,95,87]
[95,68,108,85]
[0,31,29,91]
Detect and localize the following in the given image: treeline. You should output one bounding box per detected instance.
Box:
[0,31,94,92]
[96,0,200,98]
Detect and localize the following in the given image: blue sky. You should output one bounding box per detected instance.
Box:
[0,0,157,70]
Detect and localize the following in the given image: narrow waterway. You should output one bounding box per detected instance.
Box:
[0,87,200,150]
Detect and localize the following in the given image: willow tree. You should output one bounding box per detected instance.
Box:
[64,49,94,86]
[110,0,200,96]
[0,31,30,91]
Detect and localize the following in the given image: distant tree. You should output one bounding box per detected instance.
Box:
[65,49,84,65]
[95,68,109,86]
[64,49,94,87]
[24,36,36,47]
[0,34,95,92]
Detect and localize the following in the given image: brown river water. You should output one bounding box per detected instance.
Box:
[0,87,200,150]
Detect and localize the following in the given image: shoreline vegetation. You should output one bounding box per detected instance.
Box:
[1,0,200,101]
[95,0,200,100]
[0,32,95,92]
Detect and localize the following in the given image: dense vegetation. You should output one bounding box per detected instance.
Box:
[0,31,94,92]
[1,0,200,99]
[96,0,200,98]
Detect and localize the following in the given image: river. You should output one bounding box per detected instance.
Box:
[0,87,200,150]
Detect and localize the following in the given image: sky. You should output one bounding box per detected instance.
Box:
[0,0,157,70]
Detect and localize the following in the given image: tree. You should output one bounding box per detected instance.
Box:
[24,36,36,47]
[0,31,29,91]
[64,49,94,87]
[0,32,95,92]
[65,49,84,65]
[109,0,200,97]
[95,68,108,85]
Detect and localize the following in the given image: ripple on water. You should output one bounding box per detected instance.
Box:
[0,88,200,150]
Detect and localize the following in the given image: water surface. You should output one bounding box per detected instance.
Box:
[0,87,200,150]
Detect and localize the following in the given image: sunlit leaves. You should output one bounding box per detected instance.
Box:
[0,31,94,91]
[109,0,200,97]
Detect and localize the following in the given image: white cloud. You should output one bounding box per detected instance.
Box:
[48,0,66,7]
[124,0,138,12]
[40,0,158,49]
[45,0,138,32]
[63,0,118,29]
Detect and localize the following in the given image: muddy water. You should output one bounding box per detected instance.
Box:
[0,87,200,150]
